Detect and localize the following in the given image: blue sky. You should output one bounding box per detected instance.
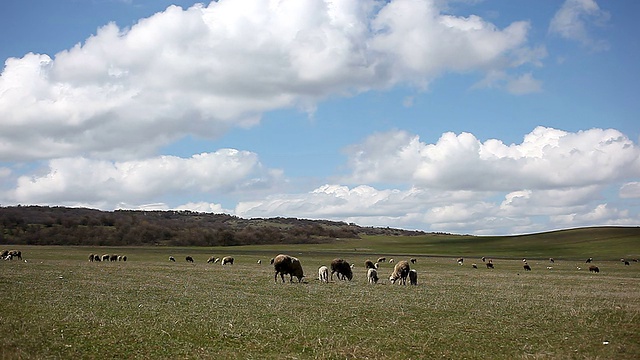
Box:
[1,0,639,235]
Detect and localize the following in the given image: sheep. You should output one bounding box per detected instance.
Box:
[586,257,593,263]
[523,263,532,271]
[364,260,377,269]
[0,250,7,258]
[273,254,305,283]
[169,256,176,262]
[257,260,262,264]
[549,258,555,263]
[481,256,486,262]
[367,268,379,284]
[410,258,417,264]
[9,250,22,260]
[101,254,110,262]
[388,258,394,264]
[214,257,220,263]
[389,261,410,285]
[457,257,464,265]
[330,258,353,281]
[93,255,101,262]
[110,254,118,262]
[589,265,600,273]
[221,256,234,265]
[318,266,329,283]
[89,254,95,262]
[117,255,123,261]
[122,256,127,262]
[624,261,630,266]
[377,257,386,263]
[472,263,478,269]
[486,262,494,269]
[408,269,418,285]
[186,256,194,263]
[207,256,216,264]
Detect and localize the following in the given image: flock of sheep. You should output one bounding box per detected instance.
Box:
[88,253,127,262]
[1,249,22,261]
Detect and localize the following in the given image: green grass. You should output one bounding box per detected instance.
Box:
[1,234,639,359]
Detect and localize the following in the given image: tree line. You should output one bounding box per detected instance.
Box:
[0,206,425,246]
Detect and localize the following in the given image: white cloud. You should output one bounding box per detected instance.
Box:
[7,150,281,208]
[344,127,640,191]
[0,0,535,161]
[549,0,610,51]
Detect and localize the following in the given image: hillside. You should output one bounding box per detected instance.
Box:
[0,205,426,246]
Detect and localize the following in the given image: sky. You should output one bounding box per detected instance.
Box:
[0,0,639,235]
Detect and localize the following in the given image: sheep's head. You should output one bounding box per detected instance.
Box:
[389,275,397,284]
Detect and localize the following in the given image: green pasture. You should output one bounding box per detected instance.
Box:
[1,232,639,359]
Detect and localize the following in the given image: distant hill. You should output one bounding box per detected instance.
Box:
[0,205,427,246]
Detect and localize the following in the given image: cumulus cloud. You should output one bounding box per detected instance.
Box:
[549,0,610,51]
[344,126,640,191]
[7,150,281,208]
[0,0,535,161]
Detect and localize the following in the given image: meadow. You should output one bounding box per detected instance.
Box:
[1,232,639,359]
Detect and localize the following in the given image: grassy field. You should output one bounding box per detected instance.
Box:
[1,232,639,359]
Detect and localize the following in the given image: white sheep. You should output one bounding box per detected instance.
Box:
[318,266,329,283]
[389,261,410,285]
[367,268,379,284]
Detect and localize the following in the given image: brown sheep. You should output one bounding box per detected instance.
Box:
[221,256,234,265]
[186,256,194,263]
[523,263,531,271]
[330,258,353,281]
[364,260,377,269]
[389,260,410,285]
[589,265,600,273]
[273,254,305,283]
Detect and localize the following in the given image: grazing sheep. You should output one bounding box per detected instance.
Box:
[122,256,127,262]
[486,262,494,269]
[257,260,262,264]
[586,257,593,263]
[481,256,486,262]
[624,261,630,266]
[110,254,118,262]
[457,257,464,265]
[377,257,386,263]
[117,255,123,261]
[207,256,216,264]
[408,269,418,285]
[330,258,353,281]
[549,258,555,263]
[589,265,600,273]
[273,254,305,283]
[89,254,95,262]
[318,266,329,283]
[472,263,478,269]
[221,256,234,265]
[367,268,379,284]
[523,263,532,271]
[102,254,110,262]
[214,258,220,263]
[410,258,417,264]
[169,256,176,262]
[364,260,378,269]
[186,256,194,263]
[9,250,22,260]
[389,261,411,285]
[388,258,394,264]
